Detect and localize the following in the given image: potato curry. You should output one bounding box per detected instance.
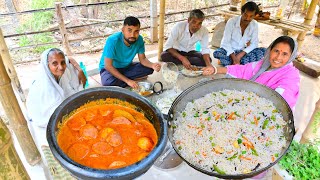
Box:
[57,99,158,169]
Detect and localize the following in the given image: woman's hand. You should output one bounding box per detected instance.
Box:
[202,65,215,76]
[152,63,161,72]
[78,70,87,87]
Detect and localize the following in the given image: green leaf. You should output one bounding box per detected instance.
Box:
[227,152,238,160]
[279,141,320,179]
[213,165,226,175]
[234,111,241,117]
[220,92,227,96]
[262,120,269,129]
[251,148,258,156]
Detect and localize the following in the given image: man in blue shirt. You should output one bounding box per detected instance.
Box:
[99,16,161,89]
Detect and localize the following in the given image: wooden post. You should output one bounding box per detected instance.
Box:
[300,98,320,144]
[0,117,30,180]
[297,0,319,49]
[0,54,41,166]
[150,0,158,43]
[5,0,19,25]
[80,0,88,18]
[0,29,26,103]
[55,2,72,56]
[287,0,297,19]
[158,0,166,61]
[89,0,100,19]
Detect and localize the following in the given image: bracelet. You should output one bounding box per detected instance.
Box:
[212,65,218,75]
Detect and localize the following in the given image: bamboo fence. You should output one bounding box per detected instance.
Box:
[0,117,30,180]
[0,54,41,165]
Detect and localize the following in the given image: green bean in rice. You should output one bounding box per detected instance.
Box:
[173,89,286,175]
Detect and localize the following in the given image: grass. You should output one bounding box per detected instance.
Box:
[17,0,56,53]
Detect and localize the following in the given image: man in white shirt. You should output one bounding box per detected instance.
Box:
[161,9,212,70]
[213,1,266,66]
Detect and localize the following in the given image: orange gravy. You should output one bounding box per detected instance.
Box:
[57,100,158,169]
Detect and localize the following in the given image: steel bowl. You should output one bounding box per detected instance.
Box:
[47,86,167,180]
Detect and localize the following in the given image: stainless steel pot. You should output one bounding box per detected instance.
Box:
[167,78,295,179]
[47,86,167,180]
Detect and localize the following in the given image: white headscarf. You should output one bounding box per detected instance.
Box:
[250,36,298,81]
[26,48,83,128]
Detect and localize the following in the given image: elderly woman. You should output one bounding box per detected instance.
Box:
[26,48,86,128]
[203,36,300,109]
[26,48,85,179]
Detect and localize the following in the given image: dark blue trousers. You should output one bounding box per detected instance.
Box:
[213,48,266,66]
[100,63,153,87]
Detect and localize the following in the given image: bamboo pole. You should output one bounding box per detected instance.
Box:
[0,29,26,103]
[241,0,246,7]
[301,0,308,13]
[0,117,30,180]
[300,98,320,144]
[314,8,320,36]
[0,54,41,165]
[55,2,72,56]
[150,0,158,43]
[297,0,319,49]
[158,0,165,61]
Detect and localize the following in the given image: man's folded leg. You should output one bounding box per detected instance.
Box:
[160,50,183,65]
[123,63,154,80]
[100,69,127,87]
[213,48,232,66]
[240,47,267,64]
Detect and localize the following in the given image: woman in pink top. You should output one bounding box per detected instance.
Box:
[203,36,300,109]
